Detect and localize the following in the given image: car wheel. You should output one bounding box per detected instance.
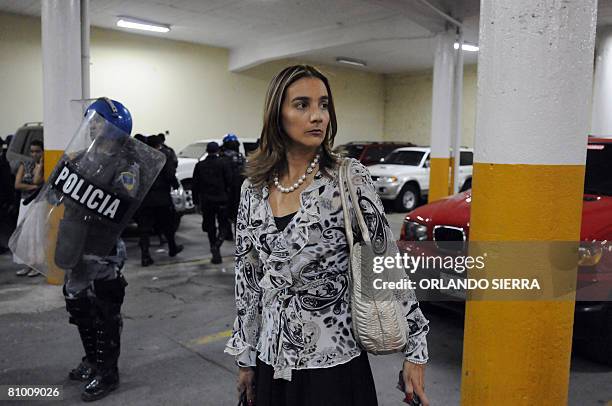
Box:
[395,184,419,212]
[460,178,472,192]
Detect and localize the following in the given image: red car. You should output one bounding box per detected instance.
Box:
[398,137,612,364]
[333,141,415,166]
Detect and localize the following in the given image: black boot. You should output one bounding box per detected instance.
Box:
[65,294,97,381]
[68,324,97,381]
[168,237,183,257]
[211,245,222,264]
[140,240,154,267]
[69,357,96,382]
[82,301,122,402]
[81,368,119,402]
[141,254,154,267]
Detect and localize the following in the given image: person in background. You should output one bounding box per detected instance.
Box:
[157,132,180,239]
[137,135,183,266]
[134,133,148,144]
[158,132,178,172]
[0,137,16,254]
[192,141,233,264]
[220,134,246,241]
[13,139,44,277]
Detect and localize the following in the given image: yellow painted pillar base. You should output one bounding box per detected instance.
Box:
[428,157,452,202]
[43,149,65,285]
[43,150,64,181]
[461,163,585,405]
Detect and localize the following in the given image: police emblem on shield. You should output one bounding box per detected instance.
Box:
[120,172,136,191]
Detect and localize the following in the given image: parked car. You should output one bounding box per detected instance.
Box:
[398,137,612,365]
[6,122,43,174]
[368,147,473,212]
[175,138,259,212]
[333,141,415,167]
[7,122,191,219]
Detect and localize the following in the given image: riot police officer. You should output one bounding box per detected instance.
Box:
[219,133,246,239]
[192,142,233,264]
[137,135,183,266]
[27,98,165,402]
[53,99,140,402]
[8,99,166,402]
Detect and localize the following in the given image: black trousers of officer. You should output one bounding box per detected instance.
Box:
[137,205,179,255]
[201,201,231,249]
[64,275,127,374]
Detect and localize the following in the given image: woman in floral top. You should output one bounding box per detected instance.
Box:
[225,65,430,406]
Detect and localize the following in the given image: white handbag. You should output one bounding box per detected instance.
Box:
[339,158,409,355]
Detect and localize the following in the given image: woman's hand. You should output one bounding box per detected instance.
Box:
[237,366,255,405]
[33,158,44,185]
[402,360,429,406]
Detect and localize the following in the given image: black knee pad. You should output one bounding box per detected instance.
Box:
[93,276,126,322]
[64,285,94,326]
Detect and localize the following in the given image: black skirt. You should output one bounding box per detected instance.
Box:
[254,352,378,406]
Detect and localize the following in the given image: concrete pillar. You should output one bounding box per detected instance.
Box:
[42,0,85,284]
[81,0,90,100]
[428,30,455,202]
[42,0,83,176]
[451,30,464,194]
[592,26,612,136]
[461,1,597,405]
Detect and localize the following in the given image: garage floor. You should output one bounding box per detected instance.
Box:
[0,214,611,405]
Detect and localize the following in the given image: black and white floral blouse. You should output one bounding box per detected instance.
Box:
[225,158,429,381]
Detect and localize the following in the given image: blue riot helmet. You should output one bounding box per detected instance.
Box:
[85,98,132,136]
[222,133,238,143]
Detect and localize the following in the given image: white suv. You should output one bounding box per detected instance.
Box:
[368,147,473,212]
[173,138,259,212]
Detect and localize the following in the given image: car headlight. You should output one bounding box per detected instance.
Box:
[379,176,398,183]
[578,242,605,267]
[404,221,428,241]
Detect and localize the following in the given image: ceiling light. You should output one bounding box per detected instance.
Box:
[336,57,367,67]
[454,43,479,52]
[117,17,170,33]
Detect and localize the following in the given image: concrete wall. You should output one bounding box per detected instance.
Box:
[0,13,44,136]
[384,65,478,147]
[0,12,479,152]
[0,12,385,151]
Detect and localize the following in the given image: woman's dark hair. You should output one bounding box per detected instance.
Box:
[245,64,339,189]
[30,140,44,150]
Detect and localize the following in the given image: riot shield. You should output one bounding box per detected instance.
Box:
[9,109,166,274]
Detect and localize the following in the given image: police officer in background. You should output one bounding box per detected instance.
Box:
[137,135,183,266]
[192,141,232,264]
[219,134,246,240]
[158,132,178,172]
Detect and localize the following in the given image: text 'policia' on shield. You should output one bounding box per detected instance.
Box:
[50,161,132,223]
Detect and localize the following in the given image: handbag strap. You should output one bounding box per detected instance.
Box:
[339,158,371,244]
[339,159,354,248]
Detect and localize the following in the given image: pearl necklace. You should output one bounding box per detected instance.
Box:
[273,154,320,193]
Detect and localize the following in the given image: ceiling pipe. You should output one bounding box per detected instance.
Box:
[417,0,463,28]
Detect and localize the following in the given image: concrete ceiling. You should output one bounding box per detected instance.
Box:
[1,0,611,74]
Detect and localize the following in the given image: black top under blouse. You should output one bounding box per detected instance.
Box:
[274,211,297,232]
